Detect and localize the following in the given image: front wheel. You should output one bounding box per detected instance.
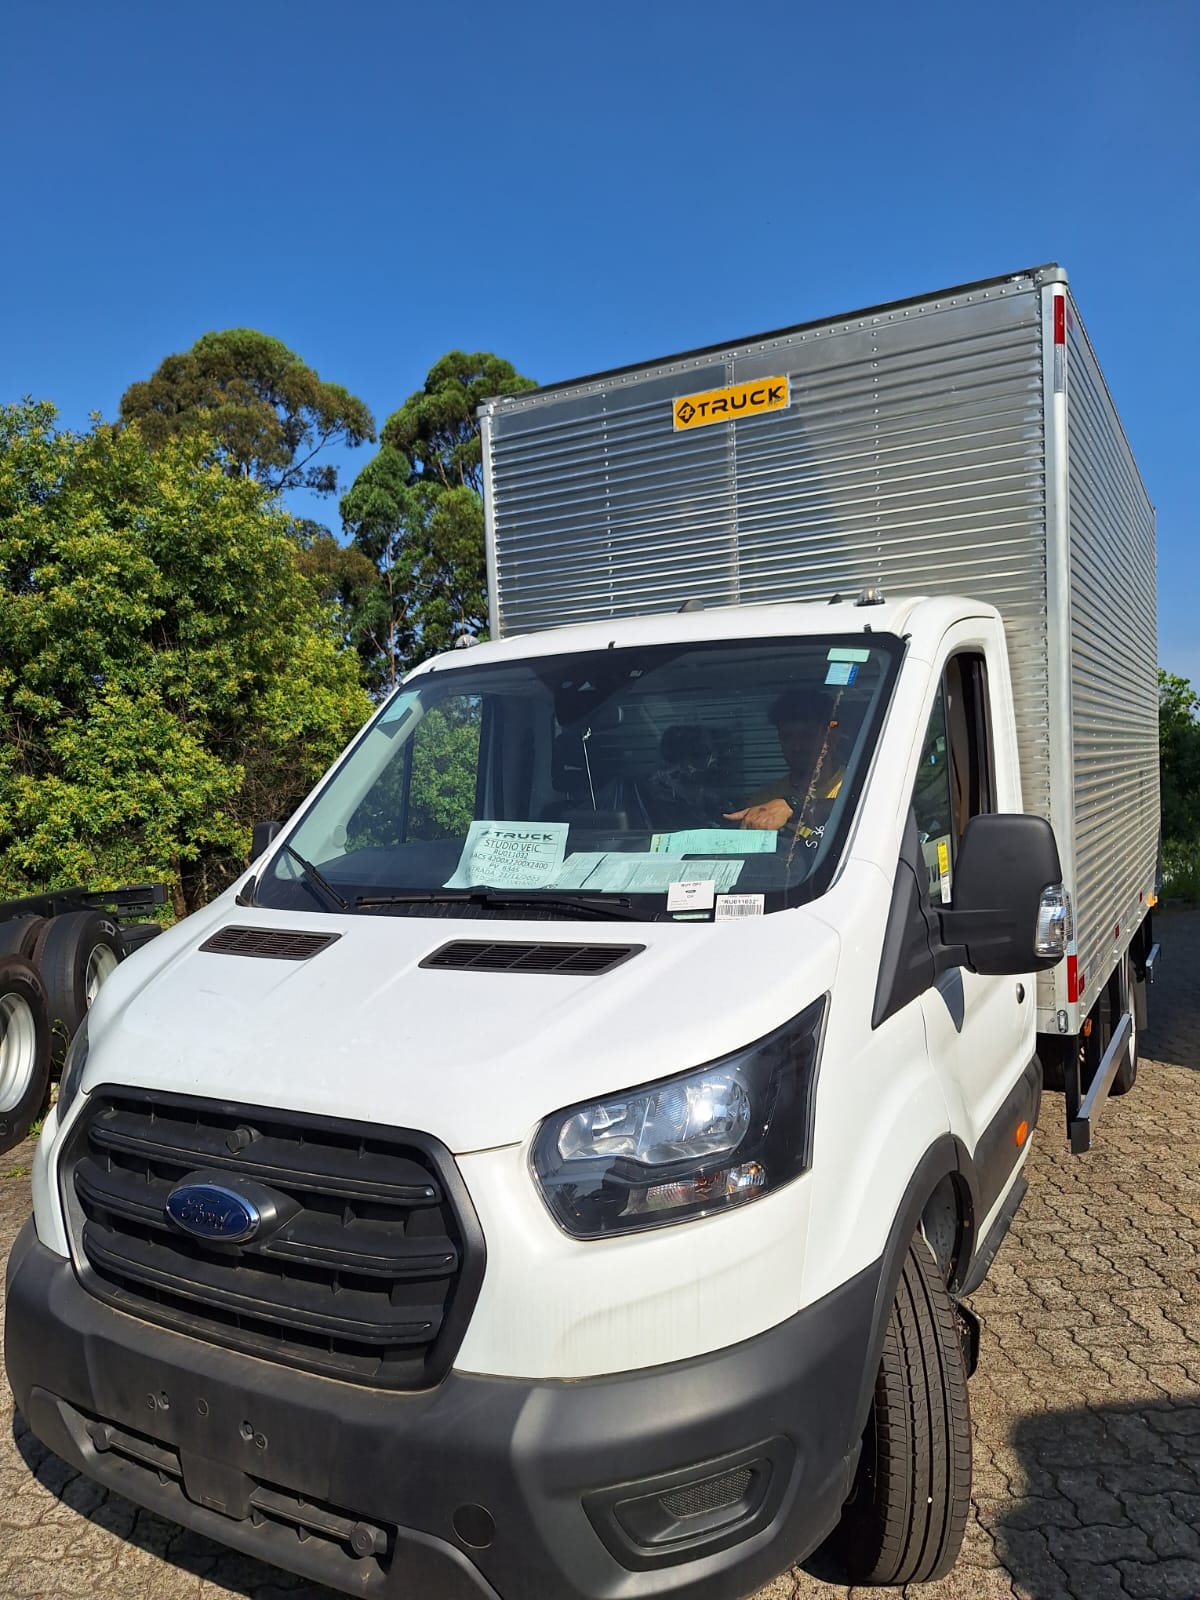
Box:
[826,1237,972,1585]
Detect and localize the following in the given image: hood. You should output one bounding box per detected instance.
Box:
[82,899,840,1153]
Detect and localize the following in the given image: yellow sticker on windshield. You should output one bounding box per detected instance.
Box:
[936,839,950,878]
[672,377,790,432]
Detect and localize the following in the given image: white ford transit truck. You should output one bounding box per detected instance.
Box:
[6,265,1160,1598]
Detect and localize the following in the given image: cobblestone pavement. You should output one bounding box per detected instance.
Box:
[2,909,1198,1600]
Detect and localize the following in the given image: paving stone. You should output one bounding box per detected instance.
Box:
[1119,1556,1200,1599]
[1047,1521,1154,1566]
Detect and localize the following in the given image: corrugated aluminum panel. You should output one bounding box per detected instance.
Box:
[482,268,1158,1032]
[485,274,1054,825]
[1064,294,1158,1010]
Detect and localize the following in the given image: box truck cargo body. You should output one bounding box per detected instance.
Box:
[480,263,1158,1048]
[6,266,1159,1599]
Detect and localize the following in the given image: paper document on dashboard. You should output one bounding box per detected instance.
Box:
[445,821,568,889]
[554,854,744,894]
[650,829,775,855]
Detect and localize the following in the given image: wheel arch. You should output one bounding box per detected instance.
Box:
[852,1134,977,1439]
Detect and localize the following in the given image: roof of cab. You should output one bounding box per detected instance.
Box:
[406,595,1001,678]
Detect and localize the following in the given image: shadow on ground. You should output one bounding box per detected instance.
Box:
[1143,907,1198,1073]
[996,1395,1200,1599]
[800,1396,1200,1599]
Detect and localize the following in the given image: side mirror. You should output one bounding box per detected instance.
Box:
[251,820,282,860]
[939,814,1066,977]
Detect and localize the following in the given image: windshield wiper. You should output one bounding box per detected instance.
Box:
[283,844,349,913]
[354,888,653,922]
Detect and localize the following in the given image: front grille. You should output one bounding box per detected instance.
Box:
[63,1090,484,1389]
[421,939,642,975]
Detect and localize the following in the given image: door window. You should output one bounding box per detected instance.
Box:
[911,654,994,907]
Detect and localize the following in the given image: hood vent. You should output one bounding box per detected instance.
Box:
[421,940,642,976]
[199,926,341,961]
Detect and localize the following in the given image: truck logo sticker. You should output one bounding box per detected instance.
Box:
[165,1181,261,1244]
[672,376,790,432]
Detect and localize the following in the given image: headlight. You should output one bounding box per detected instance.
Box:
[532,997,826,1238]
[56,1017,90,1121]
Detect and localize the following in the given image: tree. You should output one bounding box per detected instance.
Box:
[338,446,418,691]
[343,351,535,679]
[292,526,391,678]
[0,401,371,917]
[380,350,535,494]
[119,329,376,495]
[1160,670,1200,847]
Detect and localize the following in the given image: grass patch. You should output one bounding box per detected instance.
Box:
[3,1166,30,1180]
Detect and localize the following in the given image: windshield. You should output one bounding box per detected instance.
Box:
[256,634,902,920]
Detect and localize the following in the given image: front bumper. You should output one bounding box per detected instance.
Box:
[6,1221,877,1600]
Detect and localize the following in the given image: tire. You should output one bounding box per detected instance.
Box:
[828,1238,972,1585]
[1081,952,1138,1099]
[1110,951,1138,1096]
[0,956,52,1154]
[37,909,124,1072]
[0,916,48,962]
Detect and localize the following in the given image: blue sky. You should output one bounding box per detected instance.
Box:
[3,1,1197,678]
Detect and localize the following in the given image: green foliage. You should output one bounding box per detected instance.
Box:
[292,527,391,674]
[381,351,535,494]
[343,353,535,681]
[119,329,376,495]
[339,446,419,690]
[347,702,480,849]
[1159,670,1200,844]
[0,401,371,915]
[1159,669,1200,901]
[407,703,481,839]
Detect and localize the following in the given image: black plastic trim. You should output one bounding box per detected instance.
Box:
[958,1174,1027,1298]
[872,810,938,1029]
[420,940,643,976]
[199,926,341,961]
[60,1087,486,1390]
[973,1056,1041,1222]
[7,1221,879,1600]
[584,1436,794,1570]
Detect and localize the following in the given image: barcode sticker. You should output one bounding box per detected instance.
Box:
[715,893,765,920]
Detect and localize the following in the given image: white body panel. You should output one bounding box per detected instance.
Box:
[33,595,1040,1379]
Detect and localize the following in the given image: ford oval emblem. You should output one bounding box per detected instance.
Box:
[165,1182,260,1244]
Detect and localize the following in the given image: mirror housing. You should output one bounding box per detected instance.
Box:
[938,813,1065,977]
[251,819,282,860]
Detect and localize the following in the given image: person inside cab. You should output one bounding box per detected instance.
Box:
[725,688,843,836]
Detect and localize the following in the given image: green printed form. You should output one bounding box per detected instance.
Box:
[554,854,745,894]
[650,829,775,855]
[445,821,569,889]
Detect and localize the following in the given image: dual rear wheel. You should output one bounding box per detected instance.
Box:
[0,908,129,1154]
[0,958,51,1151]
